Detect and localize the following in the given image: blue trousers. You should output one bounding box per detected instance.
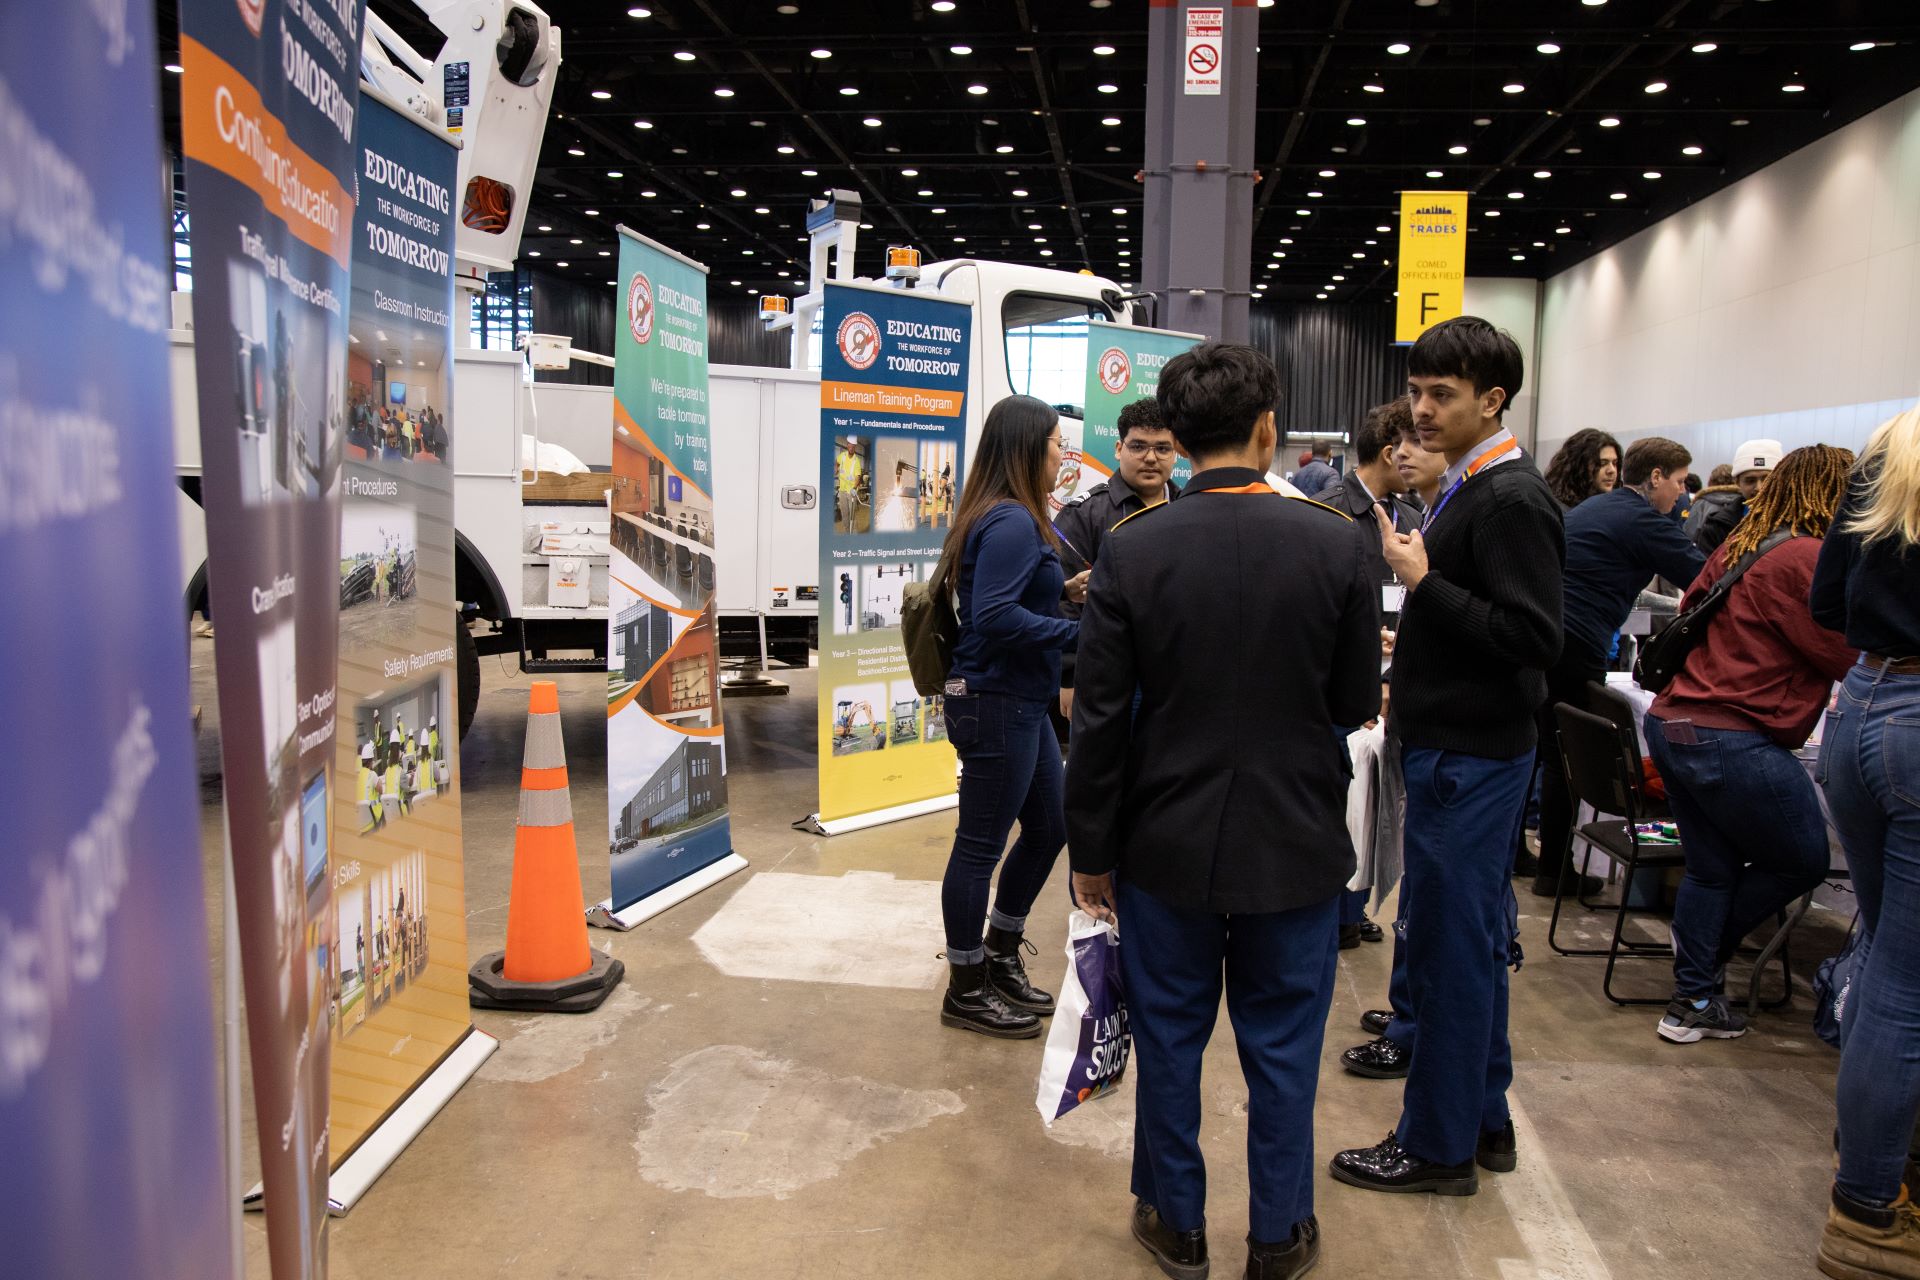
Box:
[940,693,1065,963]
[1396,745,1530,1166]
[1120,880,1338,1243]
[1645,715,1830,999]
[1827,661,1920,1207]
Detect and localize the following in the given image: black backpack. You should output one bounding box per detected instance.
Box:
[1632,529,1797,694]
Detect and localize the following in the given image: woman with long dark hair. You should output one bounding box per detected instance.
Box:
[934,394,1088,1038]
[1814,408,1920,1278]
[1644,445,1857,1045]
[1544,427,1622,510]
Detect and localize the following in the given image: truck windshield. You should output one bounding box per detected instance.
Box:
[1004,293,1111,417]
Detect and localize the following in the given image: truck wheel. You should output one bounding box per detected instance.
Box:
[456,619,480,742]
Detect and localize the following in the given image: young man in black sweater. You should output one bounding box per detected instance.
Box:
[1331,316,1565,1197]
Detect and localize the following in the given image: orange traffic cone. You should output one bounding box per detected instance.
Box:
[469,681,624,1012]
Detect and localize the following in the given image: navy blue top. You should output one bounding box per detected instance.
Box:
[949,502,1077,700]
[1810,472,1920,658]
[1561,486,1707,664]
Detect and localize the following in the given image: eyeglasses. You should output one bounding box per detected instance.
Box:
[1121,441,1176,459]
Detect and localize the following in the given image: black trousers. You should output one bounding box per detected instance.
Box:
[1533,648,1606,882]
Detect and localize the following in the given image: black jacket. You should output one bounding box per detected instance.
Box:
[1685,486,1744,553]
[1065,467,1382,914]
[1315,473,1422,586]
[1053,473,1179,688]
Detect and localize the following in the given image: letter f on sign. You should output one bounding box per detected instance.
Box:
[1421,292,1439,325]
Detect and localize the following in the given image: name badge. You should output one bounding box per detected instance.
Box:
[1382,584,1407,613]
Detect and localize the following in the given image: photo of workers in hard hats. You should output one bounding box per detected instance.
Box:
[340,504,418,609]
[355,852,428,1019]
[334,877,368,1037]
[832,435,873,535]
[888,679,923,746]
[227,258,347,507]
[352,671,451,837]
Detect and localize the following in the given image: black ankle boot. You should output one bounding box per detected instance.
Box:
[941,961,1042,1039]
[983,924,1054,1013]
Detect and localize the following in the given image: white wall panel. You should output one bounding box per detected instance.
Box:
[1538,87,1920,468]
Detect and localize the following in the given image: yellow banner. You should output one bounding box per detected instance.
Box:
[1395,191,1469,343]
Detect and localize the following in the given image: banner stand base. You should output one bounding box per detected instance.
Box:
[802,793,958,837]
[243,1027,498,1217]
[587,853,749,931]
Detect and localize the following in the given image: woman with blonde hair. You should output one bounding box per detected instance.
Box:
[1814,407,1920,1280]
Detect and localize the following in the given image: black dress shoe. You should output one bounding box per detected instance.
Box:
[1478,1120,1517,1173]
[1330,1133,1478,1197]
[1530,869,1606,900]
[1132,1201,1209,1280]
[1357,918,1384,943]
[940,962,1042,1039]
[1244,1217,1318,1280]
[1340,1036,1410,1080]
[1512,849,1541,878]
[982,924,1054,1013]
[1338,923,1362,950]
[1359,1009,1393,1037]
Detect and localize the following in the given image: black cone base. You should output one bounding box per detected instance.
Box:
[468,949,625,1013]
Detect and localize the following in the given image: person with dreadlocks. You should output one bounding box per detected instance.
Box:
[1643,444,1858,1045]
[1543,427,1622,511]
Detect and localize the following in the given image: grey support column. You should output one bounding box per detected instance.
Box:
[1142,0,1259,343]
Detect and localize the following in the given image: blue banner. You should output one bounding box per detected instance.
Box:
[815,282,972,823]
[0,6,230,1278]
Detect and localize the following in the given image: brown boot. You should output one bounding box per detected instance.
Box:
[1820,1186,1920,1280]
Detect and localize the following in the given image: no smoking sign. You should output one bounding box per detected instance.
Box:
[1184,6,1224,95]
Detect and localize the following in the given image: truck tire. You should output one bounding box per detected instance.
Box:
[456,619,480,742]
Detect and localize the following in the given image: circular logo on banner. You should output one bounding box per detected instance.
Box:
[627,272,655,345]
[1098,346,1132,394]
[236,0,266,36]
[837,311,881,370]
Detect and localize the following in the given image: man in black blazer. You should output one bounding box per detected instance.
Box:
[1066,342,1381,1280]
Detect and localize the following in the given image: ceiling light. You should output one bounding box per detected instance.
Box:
[696,222,711,230]
[730,187,747,197]
[713,87,734,98]
[1315,293,1327,300]
[1555,225,1571,234]
[1507,191,1523,199]
[1033,236,1046,243]
[584,209,599,216]
[1093,44,1115,56]
[754,206,770,213]
[527,250,540,257]
[1448,144,1468,155]
[1485,210,1500,217]
[950,44,973,55]
[606,170,623,178]
[777,144,795,154]
[1537,42,1561,54]
[591,90,611,100]
[901,168,919,176]
[1782,78,1806,93]
[1732,118,1750,126]
[1351,252,1363,259]
[742,249,754,256]
[1599,116,1621,127]
[1113,206,1128,215]
[1850,41,1877,52]
[1533,241,1546,248]
[599,250,611,257]
[810,48,832,58]
[1027,222,1043,229]
[567,147,585,156]
[1118,249,1131,256]
[1012,188,1029,197]
[1308,191,1323,198]
[1318,169,1336,178]
[1346,116,1366,126]
[1098,83,1119,93]
[569,237,583,244]
[164,62,184,72]
[1279,237,1293,244]
[1533,170,1553,180]
[1119,237,1130,243]
[932,207,947,214]
[1387,42,1411,55]
[801,169,818,176]
[537,224,551,231]
[1502,82,1525,95]
[1331,145,1347,154]
[556,261,569,267]
[839,86,859,96]
[931,0,956,11]
[1375,225,1390,233]
[1364,84,1384,94]
[967,84,989,95]
[1331,274,1346,281]
[1426,170,1442,178]
[1565,146,1583,154]
[1682,145,1703,156]
[672,50,695,61]
[641,189,657,198]
[953,236,966,243]
[1692,42,1717,53]
[1102,116,1122,126]
[863,117,883,127]
[1039,249,1053,257]
[1581,0,1607,6]
[1645,80,1668,94]
[1610,191,1628,200]
[1643,170,1663,179]
[1295,208,1309,215]
[634,119,653,130]
[729,280,741,287]
[1512,253,1527,261]
[917,189,934,196]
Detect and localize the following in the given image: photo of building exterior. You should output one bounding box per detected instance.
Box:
[615,738,726,846]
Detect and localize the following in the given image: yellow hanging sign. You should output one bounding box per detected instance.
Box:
[1395,191,1469,343]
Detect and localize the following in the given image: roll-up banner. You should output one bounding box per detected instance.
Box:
[602,229,746,925]
[1395,191,1469,344]
[0,8,231,1278]
[180,0,368,1272]
[331,92,479,1159]
[1052,321,1201,509]
[814,282,972,830]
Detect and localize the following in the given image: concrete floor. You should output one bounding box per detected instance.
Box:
[193,645,1852,1280]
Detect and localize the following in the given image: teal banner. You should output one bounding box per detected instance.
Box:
[1054,321,1201,509]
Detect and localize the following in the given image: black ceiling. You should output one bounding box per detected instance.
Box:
[158,0,1920,305]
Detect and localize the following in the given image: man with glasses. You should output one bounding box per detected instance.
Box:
[1055,398,1182,720]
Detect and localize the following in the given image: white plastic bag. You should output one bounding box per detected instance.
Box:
[1036,910,1130,1126]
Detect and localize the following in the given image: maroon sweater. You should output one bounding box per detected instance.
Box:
[1651,537,1858,747]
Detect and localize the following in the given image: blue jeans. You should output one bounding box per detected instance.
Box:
[1396,745,1530,1167]
[1120,879,1338,1242]
[1645,714,1831,1000]
[940,693,1066,963]
[1826,660,1920,1207]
